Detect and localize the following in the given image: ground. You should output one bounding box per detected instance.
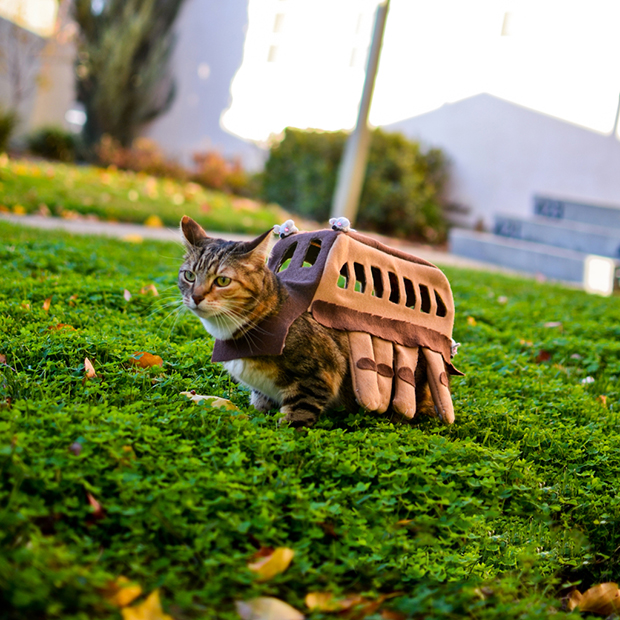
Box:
[1,220,619,619]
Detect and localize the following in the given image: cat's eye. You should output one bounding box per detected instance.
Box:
[215,276,231,287]
[184,270,196,282]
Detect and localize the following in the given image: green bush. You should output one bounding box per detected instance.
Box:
[27,126,77,163]
[0,108,17,153]
[262,127,451,242]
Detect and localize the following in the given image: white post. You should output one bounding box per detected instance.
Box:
[330,0,390,224]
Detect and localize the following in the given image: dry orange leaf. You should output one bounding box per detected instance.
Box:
[48,323,75,331]
[105,576,143,608]
[69,294,78,307]
[0,354,6,365]
[140,284,159,296]
[467,316,476,326]
[42,297,52,311]
[248,547,295,581]
[598,395,608,408]
[84,357,96,378]
[381,611,406,620]
[131,352,163,368]
[575,583,620,616]
[144,215,163,228]
[180,392,240,411]
[86,491,105,520]
[121,590,174,620]
[235,597,304,620]
[305,592,344,612]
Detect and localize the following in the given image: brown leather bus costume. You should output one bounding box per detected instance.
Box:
[212,227,462,424]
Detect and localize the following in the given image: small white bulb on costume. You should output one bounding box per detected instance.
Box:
[329,216,354,232]
[273,219,299,238]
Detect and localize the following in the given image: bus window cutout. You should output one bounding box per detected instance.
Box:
[302,238,322,268]
[338,263,349,289]
[278,242,297,272]
[388,272,400,304]
[435,290,447,317]
[419,284,431,313]
[371,266,383,298]
[353,262,366,293]
[403,277,416,309]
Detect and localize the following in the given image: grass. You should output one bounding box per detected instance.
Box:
[1,220,619,619]
[0,155,287,234]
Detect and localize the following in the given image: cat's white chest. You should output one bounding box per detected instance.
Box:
[223,359,282,405]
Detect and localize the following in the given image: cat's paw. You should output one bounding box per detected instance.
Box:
[279,411,317,429]
[250,390,278,412]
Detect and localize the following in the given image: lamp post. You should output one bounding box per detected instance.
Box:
[330,0,390,224]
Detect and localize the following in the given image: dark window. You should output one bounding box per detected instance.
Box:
[403,278,416,308]
[371,266,383,298]
[388,272,400,304]
[338,263,349,289]
[277,242,297,272]
[353,262,366,293]
[302,238,322,267]
[435,290,447,317]
[419,284,431,313]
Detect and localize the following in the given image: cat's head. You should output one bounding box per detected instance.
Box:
[178,216,273,339]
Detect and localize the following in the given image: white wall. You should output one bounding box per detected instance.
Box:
[384,93,620,229]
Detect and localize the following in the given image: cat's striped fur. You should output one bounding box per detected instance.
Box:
[178,216,434,427]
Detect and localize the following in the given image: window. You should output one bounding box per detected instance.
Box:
[371,266,383,298]
[277,242,297,272]
[353,263,366,293]
[338,263,349,289]
[403,278,416,309]
[302,239,321,267]
[388,272,400,304]
[419,284,431,313]
[435,290,447,317]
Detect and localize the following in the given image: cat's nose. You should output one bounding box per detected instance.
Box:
[192,293,204,305]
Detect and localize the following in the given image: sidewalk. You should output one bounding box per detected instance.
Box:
[0,212,522,276]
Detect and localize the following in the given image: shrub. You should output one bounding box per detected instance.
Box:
[192,150,252,195]
[96,135,187,180]
[0,108,17,153]
[27,126,77,162]
[262,127,451,242]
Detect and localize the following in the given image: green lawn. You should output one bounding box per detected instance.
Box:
[0,155,286,234]
[1,221,619,619]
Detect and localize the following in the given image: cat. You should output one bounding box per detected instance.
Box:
[178,216,435,428]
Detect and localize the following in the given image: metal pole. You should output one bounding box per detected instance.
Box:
[330,0,390,223]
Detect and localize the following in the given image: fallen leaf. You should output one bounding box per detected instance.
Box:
[84,357,96,378]
[144,215,163,228]
[0,354,6,364]
[519,339,533,347]
[395,519,413,526]
[248,547,295,581]
[105,576,143,608]
[467,316,476,326]
[140,284,159,296]
[131,352,163,368]
[544,321,563,329]
[69,294,78,306]
[235,597,304,620]
[180,392,240,411]
[574,583,620,615]
[566,589,582,611]
[124,289,132,301]
[381,611,406,620]
[48,323,75,331]
[305,592,343,612]
[122,589,173,620]
[598,395,608,408]
[86,491,105,521]
[319,521,338,538]
[21,301,30,310]
[42,297,52,311]
[535,350,552,363]
[122,234,143,244]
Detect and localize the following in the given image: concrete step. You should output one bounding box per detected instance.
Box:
[534,195,620,229]
[449,228,589,283]
[494,213,620,258]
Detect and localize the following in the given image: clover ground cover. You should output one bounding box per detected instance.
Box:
[1,221,619,619]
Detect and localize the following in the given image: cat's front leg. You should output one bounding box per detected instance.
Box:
[250,390,278,412]
[279,380,338,428]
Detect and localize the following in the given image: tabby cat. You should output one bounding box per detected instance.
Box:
[178,216,434,427]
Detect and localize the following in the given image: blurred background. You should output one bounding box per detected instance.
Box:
[2,0,620,289]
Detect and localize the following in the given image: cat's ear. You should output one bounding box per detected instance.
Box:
[235,229,272,265]
[180,215,209,248]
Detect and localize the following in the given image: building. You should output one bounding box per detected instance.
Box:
[384,93,620,229]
